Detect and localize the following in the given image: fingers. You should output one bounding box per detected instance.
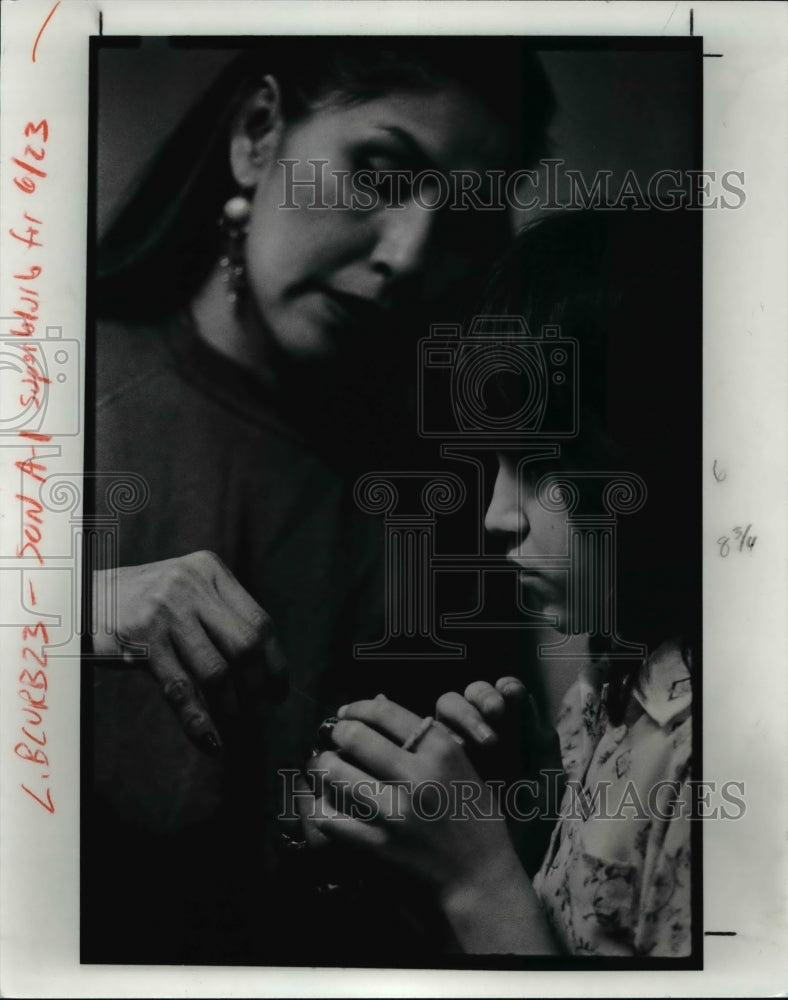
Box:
[337,694,423,746]
[200,550,265,629]
[434,678,529,748]
[463,680,508,720]
[293,776,331,849]
[169,612,229,687]
[102,553,292,753]
[296,778,387,851]
[305,752,406,828]
[306,746,372,800]
[158,552,289,720]
[196,551,288,700]
[494,676,528,702]
[494,676,541,734]
[464,677,528,719]
[193,592,261,666]
[326,713,475,797]
[435,691,498,746]
[147,637,222,756]
[153,593,243,741]
[327,718,415,782]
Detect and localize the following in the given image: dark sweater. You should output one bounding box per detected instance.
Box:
[86,314,391,963]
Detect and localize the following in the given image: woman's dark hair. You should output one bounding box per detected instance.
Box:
[479,208,702,715]
[96,38,556,320]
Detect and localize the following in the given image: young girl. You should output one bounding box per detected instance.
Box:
[299,208,701,957]
[85,39,555,963]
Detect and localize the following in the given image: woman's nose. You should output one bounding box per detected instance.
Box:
[484,464,528,540]
[369,201,434,285]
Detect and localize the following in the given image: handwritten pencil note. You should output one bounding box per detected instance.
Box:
[717,525,757,558]
[712,462,757,558]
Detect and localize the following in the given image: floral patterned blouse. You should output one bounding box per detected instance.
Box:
[532,640,693,956]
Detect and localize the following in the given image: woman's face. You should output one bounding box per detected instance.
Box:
[236,84,509,366]
[485,453,577,632]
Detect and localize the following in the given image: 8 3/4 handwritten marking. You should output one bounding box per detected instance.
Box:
[718,524,756,558]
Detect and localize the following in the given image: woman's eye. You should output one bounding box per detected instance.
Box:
[352,151,412,200]
[361,154,399,174]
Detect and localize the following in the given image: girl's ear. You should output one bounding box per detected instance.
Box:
[229,75,285,190]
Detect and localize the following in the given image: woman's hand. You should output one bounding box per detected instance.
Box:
[297,694,558,953]
[91,551,288,754]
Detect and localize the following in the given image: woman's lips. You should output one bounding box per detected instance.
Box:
[318,286,386,330]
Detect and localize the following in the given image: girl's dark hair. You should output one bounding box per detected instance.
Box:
[479,209,702,712]
[97,38,555,320]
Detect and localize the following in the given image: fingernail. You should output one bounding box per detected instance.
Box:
[318,716,339,749]
[198,732,222,756]
[266,636,289,676]
[483,695,503,714]
[474,722,496,744]
[337,704,348,718]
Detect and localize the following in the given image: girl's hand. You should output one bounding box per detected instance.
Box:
[434,676,565,877]
[296,694,559,954]
[436,676,561,773]
[435,676,531,748]
[298,695,517,896]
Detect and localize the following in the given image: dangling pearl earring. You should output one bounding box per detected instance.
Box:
[219,195,251,305]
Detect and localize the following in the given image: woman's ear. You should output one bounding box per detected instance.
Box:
[229,75,285,190]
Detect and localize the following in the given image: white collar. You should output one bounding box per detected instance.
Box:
[631,638,692,727]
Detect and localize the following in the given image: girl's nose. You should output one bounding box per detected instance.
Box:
[484,461,528,540]
[369,200,434,285]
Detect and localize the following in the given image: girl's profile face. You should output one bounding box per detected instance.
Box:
[485,453,578,632]
[238,85,509,366]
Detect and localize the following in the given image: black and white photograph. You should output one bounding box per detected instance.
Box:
[0,1,785,996]
[83,33,703,968]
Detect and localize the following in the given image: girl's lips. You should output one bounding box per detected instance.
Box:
[509,555,543,579]
[518,568,545,581]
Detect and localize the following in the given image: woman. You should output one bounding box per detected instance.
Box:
[299,209,701,957]
[85,39,556,963]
